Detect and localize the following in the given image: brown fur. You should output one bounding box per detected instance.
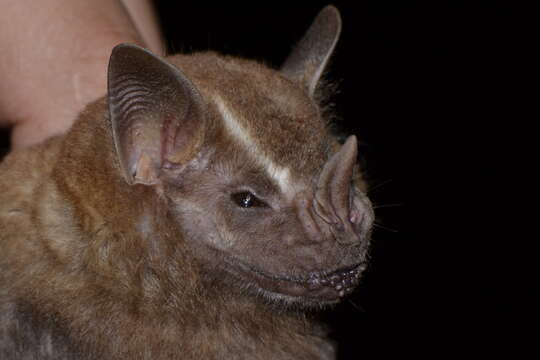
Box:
[0,99,334,360]
[0,7,372,359]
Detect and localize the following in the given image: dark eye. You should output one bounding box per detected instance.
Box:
[231,191,267,208]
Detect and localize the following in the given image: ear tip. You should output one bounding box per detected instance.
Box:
[111,43,139,54]
[345,135,358,147]
[110,43,155,61]
[319,5,342,28]
[108,43,162,78]
[321,5,341,17]
[314,5,343,52]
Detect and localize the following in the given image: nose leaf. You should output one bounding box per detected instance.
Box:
[314,136,360,244]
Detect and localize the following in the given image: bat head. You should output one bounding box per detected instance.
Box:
[107,6,374,307]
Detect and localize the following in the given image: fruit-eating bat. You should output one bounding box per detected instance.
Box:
[0,6,374,359]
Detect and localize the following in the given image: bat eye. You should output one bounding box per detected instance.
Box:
[231,191,267,208]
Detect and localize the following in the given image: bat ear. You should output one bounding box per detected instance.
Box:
[281,5,342,96]
[108,43,206,185]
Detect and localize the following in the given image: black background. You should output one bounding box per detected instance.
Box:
[154,1,533,357]
[0,1,532,358]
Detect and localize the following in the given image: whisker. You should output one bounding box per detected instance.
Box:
[367,179,393,194]
[373,222,399,233]
[373,203,404,210]
[348,299,366,313]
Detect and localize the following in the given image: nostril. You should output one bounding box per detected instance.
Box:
[349,209,361,224]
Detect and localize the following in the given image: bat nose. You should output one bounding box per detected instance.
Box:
[294,190,371,247]
[293,136,373,246]
[311,135,367,245]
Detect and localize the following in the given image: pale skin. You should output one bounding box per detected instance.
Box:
[0,0,165,149]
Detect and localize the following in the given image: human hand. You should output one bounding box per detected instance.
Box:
[0,0,164,149]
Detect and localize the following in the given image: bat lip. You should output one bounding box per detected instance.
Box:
[226,257,367,304]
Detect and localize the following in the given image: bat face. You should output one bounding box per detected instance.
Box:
[107,6,374,308]
[165,145,373,307]
[154,65,374,306]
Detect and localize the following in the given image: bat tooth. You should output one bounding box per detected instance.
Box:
[307,278,322,290]
[359,264,367,272]
[308,283,321,290]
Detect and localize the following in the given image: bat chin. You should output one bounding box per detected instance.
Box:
[227,258,368,308]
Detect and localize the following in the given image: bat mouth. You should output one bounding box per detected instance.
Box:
[228,259,368,305]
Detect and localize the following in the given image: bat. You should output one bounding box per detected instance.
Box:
[0,6,374,359]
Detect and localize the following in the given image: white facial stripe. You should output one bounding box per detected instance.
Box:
[266,163,291,194]
[214,95,252,151]
[214,95,292,193]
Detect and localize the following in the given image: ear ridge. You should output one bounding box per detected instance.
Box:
[108,43,206,185]
[281,5,342,95]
